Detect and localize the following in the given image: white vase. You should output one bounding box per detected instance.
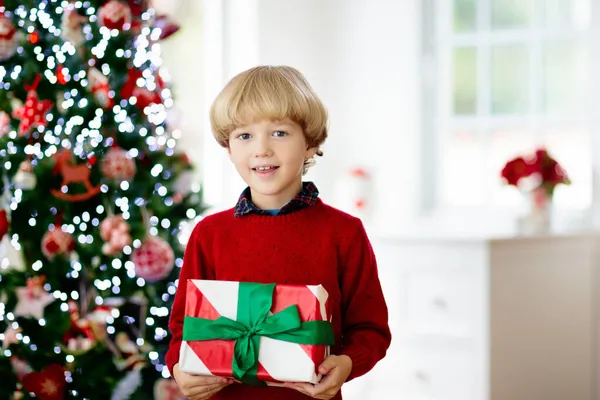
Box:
[517,187,552,235]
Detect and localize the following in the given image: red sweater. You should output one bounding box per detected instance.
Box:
[165,198,391,400]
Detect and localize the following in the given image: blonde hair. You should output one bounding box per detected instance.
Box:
[210,66,328,173]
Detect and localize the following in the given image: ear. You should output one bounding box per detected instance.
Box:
[305,146,318,159]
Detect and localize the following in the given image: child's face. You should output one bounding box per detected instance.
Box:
[228,118,317,208]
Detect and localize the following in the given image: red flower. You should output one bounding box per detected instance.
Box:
[501,148,570,193]
[501,157,529,186]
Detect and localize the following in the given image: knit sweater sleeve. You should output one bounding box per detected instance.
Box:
[165,222,215,378]
[338,220,391,381]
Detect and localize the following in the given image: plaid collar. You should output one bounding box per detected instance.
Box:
[234,181,320,217]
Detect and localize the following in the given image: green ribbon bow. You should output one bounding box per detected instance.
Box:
[183,282,335,386]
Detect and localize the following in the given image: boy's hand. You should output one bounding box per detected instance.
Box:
[284,355,353,399]
[173,363,233,399]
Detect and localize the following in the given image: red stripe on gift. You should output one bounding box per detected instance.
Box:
[185,280,235,378]
[270,285,328,379]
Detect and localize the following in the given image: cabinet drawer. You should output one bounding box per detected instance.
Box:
[399,337,481,400]
[403,264,480,337]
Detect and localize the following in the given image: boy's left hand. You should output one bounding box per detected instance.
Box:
[284,355,352,399]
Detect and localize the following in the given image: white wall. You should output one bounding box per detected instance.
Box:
[198,0,422,234]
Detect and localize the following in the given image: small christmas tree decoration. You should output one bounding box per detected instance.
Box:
[22,364,66,400]
[60,5,87,47]
[51,149,101,201]
[0,111,11,136]
[120,68,163,110]
[98,0,132,31]
[0,209,9,240]
[41,228,75,260]
[14,276,55,319]
[100,147,137,182]
[62,301,97,353]
[2,325,21,349]
[0,12,19,61]
[88,67,114,109]
[14,160,36,190]
[99,214,132,255]
[11,78,54,136]
[131,236,174,282]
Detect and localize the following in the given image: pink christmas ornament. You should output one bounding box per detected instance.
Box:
[98,0,132,31]
[100,215,132,256]
[41,228,75,260]
[0,13,19,61]
[131,236,174,282]
[100,147,136,182]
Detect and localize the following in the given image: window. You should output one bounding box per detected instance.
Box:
[425,0,593,211]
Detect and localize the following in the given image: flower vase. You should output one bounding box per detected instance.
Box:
[517,186,552,235]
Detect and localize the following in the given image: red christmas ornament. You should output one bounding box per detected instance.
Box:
[12,77,53,136]
[56,65,68,85]
[0,12,18,61]
[88,67,113,109]
[28,31,39,44]
[131,236,175,282]
[0,209,9,240]
[22,364,66,400]
[100,147,137,182]
[98,0,132,31]
[120,68,162,110]
[41,228,75,260]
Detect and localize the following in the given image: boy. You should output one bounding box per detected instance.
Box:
[166,66,391,400]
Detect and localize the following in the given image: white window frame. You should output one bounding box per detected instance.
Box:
[420,0,600,233]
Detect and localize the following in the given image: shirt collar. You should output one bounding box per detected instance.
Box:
[234,181,320,217]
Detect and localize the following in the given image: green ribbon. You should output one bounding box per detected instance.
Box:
[183,282,334,386]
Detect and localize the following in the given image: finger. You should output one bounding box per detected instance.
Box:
[286,382,319,397]
[186,382,229,397]
[318,356,338,375]
[187,374,231,385]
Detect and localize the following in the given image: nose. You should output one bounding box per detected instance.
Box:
[253,134,272,158]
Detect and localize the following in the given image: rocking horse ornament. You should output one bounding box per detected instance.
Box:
[51,150,101,202]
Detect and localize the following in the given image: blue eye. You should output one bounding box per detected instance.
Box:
[273,131,288,137]
[237,133,251,140]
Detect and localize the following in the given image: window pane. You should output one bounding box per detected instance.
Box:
[543,41,589,115]
[491,45,530,114]
[453,47,478,115]
[441,130,487,206]
[543,128,591,209]
[487,129,535,206]
[454,0,477,32]
[543,0,591,30]
[492,0,533,29]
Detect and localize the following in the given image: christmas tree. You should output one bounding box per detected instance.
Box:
[0,0,205,398]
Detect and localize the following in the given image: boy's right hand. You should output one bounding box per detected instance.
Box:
[173,363,233,399]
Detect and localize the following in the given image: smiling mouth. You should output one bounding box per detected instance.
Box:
[252,166,279,172]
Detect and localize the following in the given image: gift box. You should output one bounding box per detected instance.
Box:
[179,280,334,385]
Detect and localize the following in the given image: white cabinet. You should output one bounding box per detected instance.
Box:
[342,232,600,400]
